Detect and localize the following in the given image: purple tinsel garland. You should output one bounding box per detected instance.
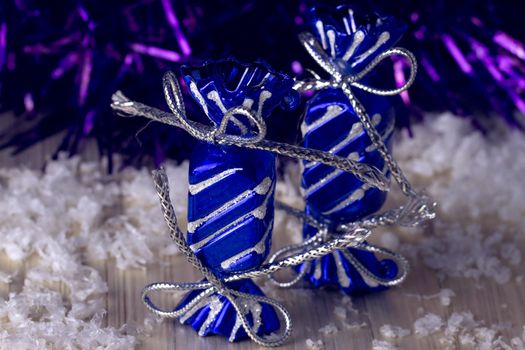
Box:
[0,0,524,167]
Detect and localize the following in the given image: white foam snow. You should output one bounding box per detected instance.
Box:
[0,156,186,348]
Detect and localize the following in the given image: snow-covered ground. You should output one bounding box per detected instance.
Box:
[0,113,524,349]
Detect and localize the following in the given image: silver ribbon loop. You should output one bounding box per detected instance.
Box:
[347,47,418,96]
[294,32,418,97]
[142,282,292,347]
[214,106,267,144]
[163,71,186,116]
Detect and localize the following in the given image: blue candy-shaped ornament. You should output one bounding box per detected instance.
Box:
[176,60,298,341]
[298,5,407,294]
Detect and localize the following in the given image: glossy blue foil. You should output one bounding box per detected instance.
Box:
[176,60,296,341]
[298,5,404,294]
[305,4,406,75]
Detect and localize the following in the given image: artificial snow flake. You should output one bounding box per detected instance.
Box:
[318,322,338,335]
[305,338,324,350]
[372,339,400,350]
[414,313,444,336]
[379,325,410,339]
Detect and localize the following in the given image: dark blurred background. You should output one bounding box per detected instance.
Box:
[1,0,524,170]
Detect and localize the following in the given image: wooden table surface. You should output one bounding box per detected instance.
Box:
[1,118,523,350]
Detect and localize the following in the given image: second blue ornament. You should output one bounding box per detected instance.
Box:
[298,5,407,294]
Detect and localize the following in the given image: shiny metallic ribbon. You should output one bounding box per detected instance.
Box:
[265,32,436,288]
[112,76,387,347]
[110,42,435,345]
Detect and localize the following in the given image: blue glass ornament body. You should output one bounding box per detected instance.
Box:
[298,5,405,294]
[178,142,279,340]
[174,59,296,341]
[187,144,275,277]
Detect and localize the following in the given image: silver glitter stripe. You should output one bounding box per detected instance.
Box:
[242,98,254,109]
[321,163,388,215]
[351,31,390,68]
[304,153,359,198]
[198,296,223,336]
[316,20,327,50]
[362,273,380,288]
[304,113,382,169]
[207,90,227,113]
[220,218,274,270]
[348,8,357,33]
[189,178,274,251]
[342,30,365,61]
[313,259,322,279]
[236,68,250,91]
[323,186,368,216]
[343,17,351,35]
[231,117,249,135]
[189,81,210,119]
[207,90,248,134]
[327,29,336,58]
[187,177,272,234]
[301,104,344,135]
[333,251,350,288]
[342,250,380,288]
[305,136,390,198]
[188,168,242,195]
[229,315,243,342]
[229,300,263,342]
[256,90,272,118]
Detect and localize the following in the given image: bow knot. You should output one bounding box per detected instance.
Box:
[211,106,267,145]
[294,32,418,97]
